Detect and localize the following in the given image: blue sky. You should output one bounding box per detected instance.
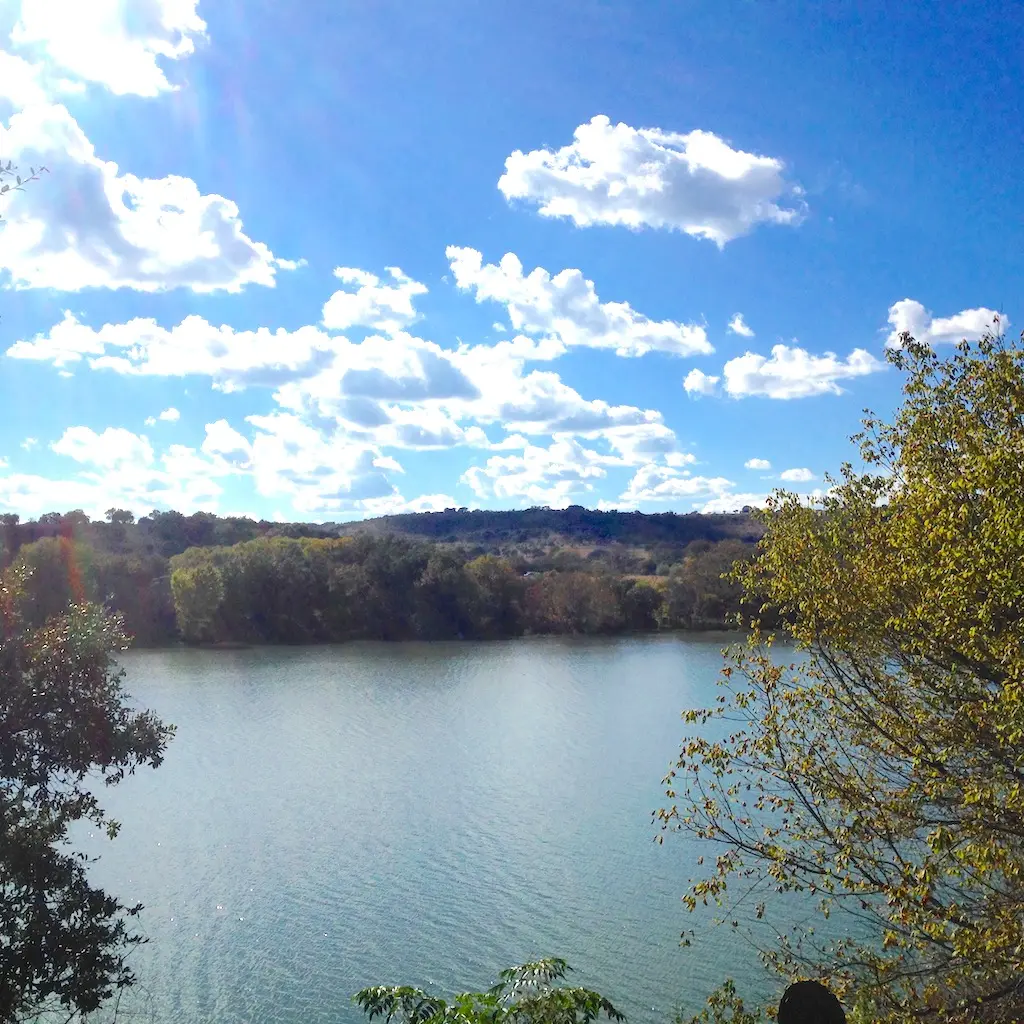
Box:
[0,0,1019,522]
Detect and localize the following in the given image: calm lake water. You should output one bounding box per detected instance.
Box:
[84,635,782,1024]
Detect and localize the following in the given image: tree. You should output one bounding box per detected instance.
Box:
[12,537,96,627]
[355,958,625,1024]
[658,328,1024,1022]
[528,572,623,635]
[465,555,526,637]
[0,568,172,1020]
[170,561,225,643]
[614,578,664,632]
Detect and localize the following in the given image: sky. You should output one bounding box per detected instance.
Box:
[0,0,1020,523]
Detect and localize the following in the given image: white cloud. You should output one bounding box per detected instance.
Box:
[698,491,771,514]
[21,437,37,451]
[683,368,720,395]
[744,458,771,470]
[728,313,754,337]
[498,114,805,246]
[9,313,337,391]
[0,413,458,521]
[284,328,668,446]
[0,103,289,292]
[51,425,154,468]
[886,299,1005,349]
[779,467,815,482]
[619,463,733,505]
[8,424,229,517]
[239,413,404,513]
[595,422,690,465]
[145,406,180,426]
[322,266,427,334]
[485,368,652,434]
[0,51,58,108]
[14,301,669,453]
[11,0,206,98]
[719,344,884,399]
[447,246,711,357]
[462,438,614,507]
[201,419,252,466]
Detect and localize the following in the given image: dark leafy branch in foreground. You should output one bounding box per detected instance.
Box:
[355,959,626,1024]
[0,569,172,1021]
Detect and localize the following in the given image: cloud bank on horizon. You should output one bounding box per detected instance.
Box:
[0,0,1014,522]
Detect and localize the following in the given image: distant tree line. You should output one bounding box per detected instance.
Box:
[0,508,762,645]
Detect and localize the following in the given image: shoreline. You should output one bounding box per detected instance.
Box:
[124,627,748,652]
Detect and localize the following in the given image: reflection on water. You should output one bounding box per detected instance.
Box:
[84,634,774,1024]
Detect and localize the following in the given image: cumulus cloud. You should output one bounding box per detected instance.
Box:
[340,339,479,402]
[447,246,710,358]
[0,50,64,108]
[618,463,733,505]
[462,438,614,507]
[780,467,815,482]
[886,299,1006,349]
[744,458,771,470]
[728,313,754,337]
[322,266,427,333]
[698,491,771,514]
[9,312,338,391]
[0,104,289,292]
[683,369,720,395]
[201,419,252,467]
[51,425,154,468]
[0,414,457,521]
[5,424,231,517]
[0,8,289,295]
[11,0,206,97]
[719,344,884,399]
[498,114,805,246]
[145,406,180,426]
[238,413,404,513]
[595,422,692,465]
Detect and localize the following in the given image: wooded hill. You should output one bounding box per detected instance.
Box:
[340,505,762,546]
[0,506,762,646]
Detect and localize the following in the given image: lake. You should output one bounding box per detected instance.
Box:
[83,635,779,1024]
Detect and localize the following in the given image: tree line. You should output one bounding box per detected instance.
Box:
[0,513,759,646]
[169,534,757,644]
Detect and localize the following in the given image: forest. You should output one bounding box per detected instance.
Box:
[0,507,761,645]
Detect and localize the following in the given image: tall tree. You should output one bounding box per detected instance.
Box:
[658,329,1024,1022]
[0,568,172,1020]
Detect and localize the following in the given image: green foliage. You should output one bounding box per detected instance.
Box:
[355,959,625,1024]
[4,506,756,646]
[345,505,761,549]
[525,571,625,635]
[171,562,225,643]
[675,981,764,1024]
[659,541,755,630]
[0,568,172,1019]
[658,329,1024,1022]
[11,537,95,627]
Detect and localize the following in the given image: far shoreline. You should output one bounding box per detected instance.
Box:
[121,628,750,653]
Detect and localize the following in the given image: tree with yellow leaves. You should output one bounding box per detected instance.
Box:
[660,327,1024,1022]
